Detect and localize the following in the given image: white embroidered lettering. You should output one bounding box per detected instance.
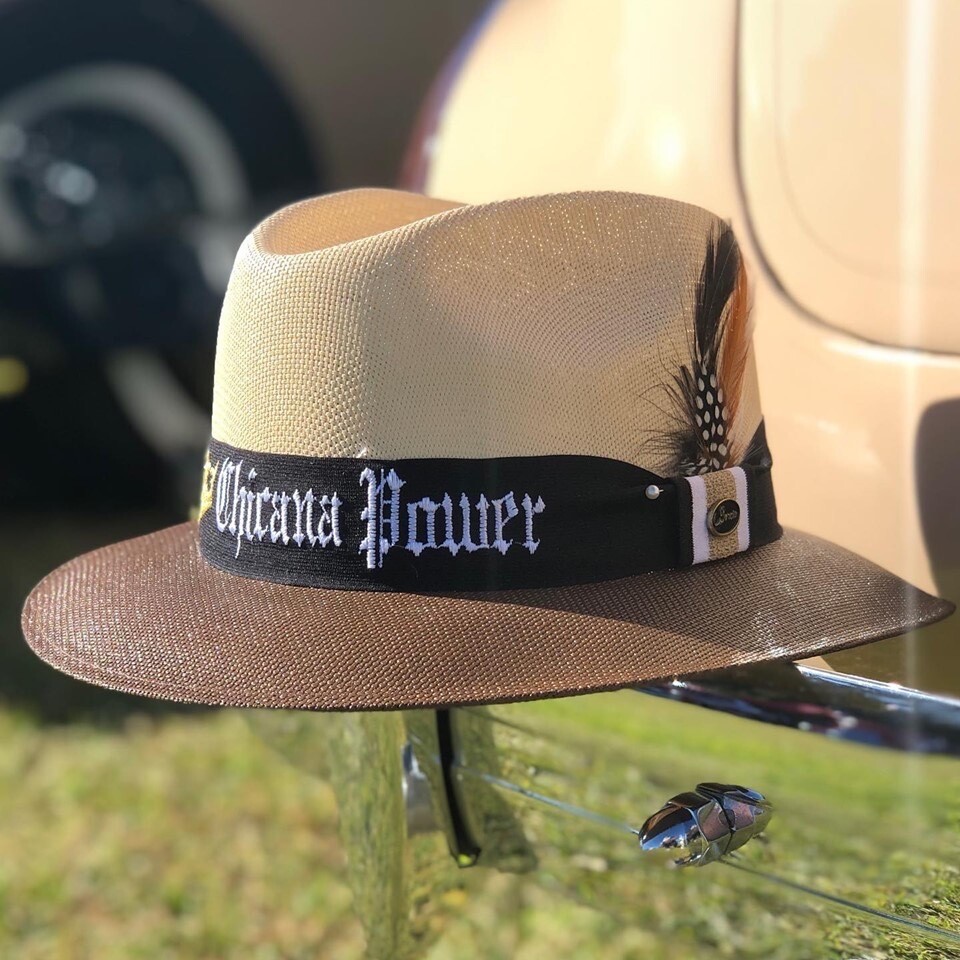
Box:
[318,493,342,548]
[215,459,230,532]
[359,467,405,569]
[228,459,243,534]
[210,456,545,565]
[243,487,255,541]
[291,489,306,546]
[521,494,546,554]
[490,492,519,555]
[242,469,257,545]
[476,494,490,548]
[269,490,283,543]
[457,493,479,553]
[304,490,317,547]
[256,488,270,541]
[441,494,459,555]
[234,482,248,557]
[278,491,291,545]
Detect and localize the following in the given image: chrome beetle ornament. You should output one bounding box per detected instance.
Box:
[638,782,772,867]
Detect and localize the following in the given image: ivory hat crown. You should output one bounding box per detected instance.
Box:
[212,188,762,470]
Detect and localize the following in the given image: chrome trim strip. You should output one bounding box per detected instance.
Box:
[637,661,960,757]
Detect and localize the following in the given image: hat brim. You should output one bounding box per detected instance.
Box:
[21,521,953,711]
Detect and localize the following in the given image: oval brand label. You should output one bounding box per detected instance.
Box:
[708,498,741,537]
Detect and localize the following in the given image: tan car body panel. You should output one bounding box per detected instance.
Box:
[742,1,960,354]
[425,0,960,687]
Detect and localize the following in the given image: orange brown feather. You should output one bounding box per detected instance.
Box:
[718,257,751,461]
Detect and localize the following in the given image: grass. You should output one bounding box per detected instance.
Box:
[0,707,360,959]
[454,690,960,959]
[3,692,959,960]
[0,705,698,960]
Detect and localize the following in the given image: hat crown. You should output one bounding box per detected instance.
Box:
[211,189,762,476]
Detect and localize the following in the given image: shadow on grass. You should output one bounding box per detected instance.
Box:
[2,509,209,725]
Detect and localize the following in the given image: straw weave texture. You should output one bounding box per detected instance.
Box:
[212,189,762,469]
[22,523,949,711]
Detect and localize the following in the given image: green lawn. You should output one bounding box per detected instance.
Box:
[4,677,960,959]
[0,705,685,960]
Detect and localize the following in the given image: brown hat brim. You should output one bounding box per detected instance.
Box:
[21,521,952,711]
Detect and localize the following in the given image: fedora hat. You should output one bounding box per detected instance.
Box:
[21,189,952,710]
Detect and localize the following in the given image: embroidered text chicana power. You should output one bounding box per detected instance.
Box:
[213,456,546,567]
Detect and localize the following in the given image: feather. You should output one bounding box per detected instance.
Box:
[663,223,751,476]
[718,256,751,461]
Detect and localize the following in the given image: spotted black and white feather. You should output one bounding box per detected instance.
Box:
[666,224,751,477]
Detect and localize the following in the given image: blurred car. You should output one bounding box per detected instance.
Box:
[0,0,485,720]
[0,0,483,510]
[405,0,960,695]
